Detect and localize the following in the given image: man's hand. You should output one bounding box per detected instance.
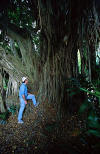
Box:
[25,100,27,104]
[22,95,27,104]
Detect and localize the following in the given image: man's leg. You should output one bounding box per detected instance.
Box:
[18,99,26,122]
[27,94,37,106]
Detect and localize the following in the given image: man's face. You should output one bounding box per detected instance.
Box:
[25,79,28,84]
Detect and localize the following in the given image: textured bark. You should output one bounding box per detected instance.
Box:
[0,72,6,112]
[37,0,79,117]
[0,47,24,81]
[89,43,96,80]
[7,23,34,74]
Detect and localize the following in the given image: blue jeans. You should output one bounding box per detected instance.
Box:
[18,94,37,121]
[26,94,37,106]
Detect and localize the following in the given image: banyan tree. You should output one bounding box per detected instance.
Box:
[0,0,100,117]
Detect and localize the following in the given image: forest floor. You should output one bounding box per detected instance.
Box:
[0,102,100,154]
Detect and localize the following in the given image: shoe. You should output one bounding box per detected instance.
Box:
[18,120,24,124]
[34,102,39,107]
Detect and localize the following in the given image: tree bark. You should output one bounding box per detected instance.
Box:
[37,0,79,117]
[6,23,34,74]
[89,43,96,80]
[0,71,6,112]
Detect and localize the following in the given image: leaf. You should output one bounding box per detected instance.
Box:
[88,117,100,129]
[69,91,77,96]
[79,102,89,113]
[86,129,100,137]
[95,91,100,96]
[88,120,100,129]
[79,100,92,113]
[87,111,100,129]
[80,88,100,98]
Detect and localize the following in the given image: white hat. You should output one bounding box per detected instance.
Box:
[22,77,28,82]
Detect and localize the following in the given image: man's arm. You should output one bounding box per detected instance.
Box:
[22,95,27,104]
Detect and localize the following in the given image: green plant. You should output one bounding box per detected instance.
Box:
[8,105,17,115]
[67,75,100,137]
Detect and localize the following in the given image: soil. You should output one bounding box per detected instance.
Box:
[0,102,99,154]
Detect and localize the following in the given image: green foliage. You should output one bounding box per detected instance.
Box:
[3,78,8,90]
[79,100,91,113]
[67,75,100,138]
[7,1,33,29]
[0,105,17,125]
[0,41,12,54]
[80,87,100,100]
[0,0,40,57]
[0,110,9,120]
[79,87,100,137]
[86,129,100,137]
[8,105,16,115]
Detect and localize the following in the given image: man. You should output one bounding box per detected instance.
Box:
[18,77,39,124]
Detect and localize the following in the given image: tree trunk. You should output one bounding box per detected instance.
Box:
[0,71,6,112]
[89,43,96,80]
[38,0,79,117]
